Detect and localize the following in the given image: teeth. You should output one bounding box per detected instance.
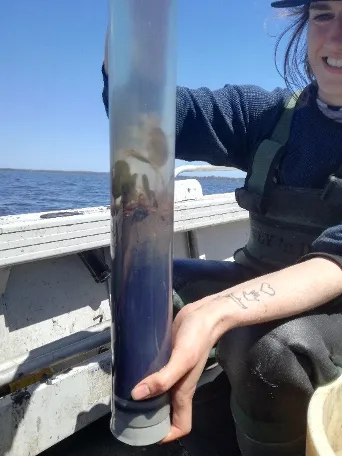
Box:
[326,57,342,68]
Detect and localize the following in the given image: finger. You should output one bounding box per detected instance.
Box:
[160,351,209,444]
[160,391,193,443]
[159,368,205,443]
[131,347,194,400]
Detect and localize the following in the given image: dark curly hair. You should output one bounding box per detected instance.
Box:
[275,5,316,92]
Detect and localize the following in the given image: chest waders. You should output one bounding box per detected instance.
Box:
[174,91,342,456]
[234,91,342,273]
[175,90,342,363]
[211,90,342,456]
[174,89,342,367]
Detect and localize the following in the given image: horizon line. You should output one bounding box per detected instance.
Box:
[0,167,245,179]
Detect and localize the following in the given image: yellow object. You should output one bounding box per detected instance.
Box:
[306,373,342,456]
[9,368,54,393]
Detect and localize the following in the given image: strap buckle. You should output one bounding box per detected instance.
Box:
[235,187,268,214]
[321,174,342,207]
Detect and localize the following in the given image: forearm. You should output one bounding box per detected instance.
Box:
[208,257,342,343]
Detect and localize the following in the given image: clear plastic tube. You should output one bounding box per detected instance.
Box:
[108,0,177,446]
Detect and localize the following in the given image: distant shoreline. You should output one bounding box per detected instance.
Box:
[0,168,244,181]
[0,168,108,175]
[177,175,244,181]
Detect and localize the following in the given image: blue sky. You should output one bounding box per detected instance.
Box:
[0,1,290,177]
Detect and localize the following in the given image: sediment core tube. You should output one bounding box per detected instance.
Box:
[108,0,177,446]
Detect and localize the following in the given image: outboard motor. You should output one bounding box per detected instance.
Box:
[107,0,177,446]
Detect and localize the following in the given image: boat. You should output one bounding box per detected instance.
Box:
[0,165,340,455]
[0,166,248,455]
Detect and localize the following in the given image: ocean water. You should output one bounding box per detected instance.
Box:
[0,169,244,217]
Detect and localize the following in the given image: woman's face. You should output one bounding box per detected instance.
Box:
[307,1,342,105]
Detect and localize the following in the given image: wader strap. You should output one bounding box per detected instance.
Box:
[247,92,300,196]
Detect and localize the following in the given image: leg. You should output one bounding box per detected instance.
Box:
[173,258,257,306]
[217,300,342,456]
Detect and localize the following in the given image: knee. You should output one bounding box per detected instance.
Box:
[217,323,301,394]
[216,321,316,429]
[215,318,342,448]
[217,316,339,392]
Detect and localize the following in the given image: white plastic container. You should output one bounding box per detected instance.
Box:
[306,373,342,455]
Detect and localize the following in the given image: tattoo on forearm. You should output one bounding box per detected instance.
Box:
[243,290,260,301]
[221,282,276,311]
[227,294,248,309]
[260,283,276,296]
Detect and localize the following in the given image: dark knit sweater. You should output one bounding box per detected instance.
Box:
[102,65,342,259]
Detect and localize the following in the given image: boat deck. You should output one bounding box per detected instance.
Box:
[0,175,247,456]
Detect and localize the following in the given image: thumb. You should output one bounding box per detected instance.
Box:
[131,348,193,400]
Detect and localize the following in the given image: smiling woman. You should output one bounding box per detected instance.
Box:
[102,1,342,456]
[308,1,342,103]
[273,1,342,100]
